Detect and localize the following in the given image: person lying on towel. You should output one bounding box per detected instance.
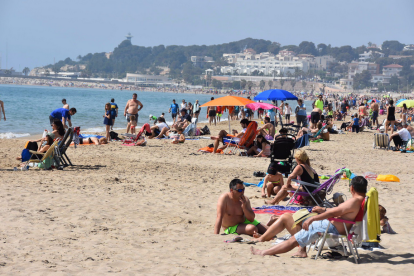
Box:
[214,178,267,236]
[250,176,367,257]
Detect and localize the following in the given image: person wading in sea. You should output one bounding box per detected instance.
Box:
[124,93,143,134]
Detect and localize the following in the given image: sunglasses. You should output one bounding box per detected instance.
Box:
[233,188,245,193]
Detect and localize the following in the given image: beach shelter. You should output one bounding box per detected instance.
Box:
[245,102,278,111]
[396,99,407,105]
[254,89,298,101]
[397,100,414,108]
[200,96,255,132]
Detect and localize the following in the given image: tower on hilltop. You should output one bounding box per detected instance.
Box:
[126,32,133,42]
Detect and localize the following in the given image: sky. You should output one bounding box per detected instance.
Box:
[0,0,413,71]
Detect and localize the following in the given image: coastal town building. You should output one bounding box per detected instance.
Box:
[403,44,414,51]
[382,64,403,76]
[347,62,379,79]
[358,51,384,62]
[190,56,213,67]
[0,68,22,76]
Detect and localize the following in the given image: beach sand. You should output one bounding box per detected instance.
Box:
[1,117,414,275]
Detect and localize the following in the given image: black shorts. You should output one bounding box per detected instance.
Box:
[285,114,291,120]
[153,129,161,136]
[311,112,320,124]
[209,110,216,117]
[172,113,177,119]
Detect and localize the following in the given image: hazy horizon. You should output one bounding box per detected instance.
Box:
[1,0,413,70]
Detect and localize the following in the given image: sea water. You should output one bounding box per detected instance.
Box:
[0,84,313,138]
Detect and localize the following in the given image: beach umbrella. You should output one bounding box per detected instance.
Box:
[254,89,298,101]
[200,96,255,132]
[396,99,407,105]
[245,102,280,111]
[397,100,414,108]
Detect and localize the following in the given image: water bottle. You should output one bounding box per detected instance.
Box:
[42,129,48,138]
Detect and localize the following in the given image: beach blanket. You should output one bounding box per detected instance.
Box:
[253,205,312,215]
[198,146,223,154]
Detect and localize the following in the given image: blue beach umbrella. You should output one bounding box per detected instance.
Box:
[254,89,298,101]
[396,99,407,105]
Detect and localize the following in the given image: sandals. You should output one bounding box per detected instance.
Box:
[320,251,348,259]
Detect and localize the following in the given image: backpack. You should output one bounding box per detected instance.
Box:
[110,131,121,140]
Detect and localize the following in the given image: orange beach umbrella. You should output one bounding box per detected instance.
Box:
[200,96,255,132]
[200,95,255,107]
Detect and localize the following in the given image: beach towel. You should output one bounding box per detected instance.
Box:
[253,205,312,215]
[198,146,223,154]
[362,187,381,243]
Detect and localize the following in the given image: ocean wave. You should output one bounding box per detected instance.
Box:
[0,132,31,139]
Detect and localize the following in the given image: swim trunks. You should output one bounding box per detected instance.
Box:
[209,110,216,117]
[126,113,138,122]
[372,111,378,121]
[311,112,320,124]
[224,219,260,235]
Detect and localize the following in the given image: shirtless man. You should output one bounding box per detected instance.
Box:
[251,176,367,257]
[0,98,5,121]
[258,116,275,140]
[214,178,267,236]
[62,98,69,109]
[124,93,143,134]
[371,100,379,128]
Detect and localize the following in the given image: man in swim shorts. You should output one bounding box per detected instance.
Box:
[258,116,275,140]
[214,178,267,235]
[169,99,179,123]
[124,93,143,134]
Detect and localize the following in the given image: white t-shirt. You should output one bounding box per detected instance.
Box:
[398,128,411,141]
[285,106,292,115]
[240,128,247,134]
[181,103,187,109]
[157,122,169,131]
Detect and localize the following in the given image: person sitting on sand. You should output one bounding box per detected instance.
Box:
[390,123,411,150]
[210,119,250,154]
[261,164,284,198]
[171,127,185,144]
[172,109,192,129]
[265,150,319,205]
[296,122,323,139]
[258,116,275,140]
[246,134,271,157]
[148,117,170,139]
[250,176,367,258]
[214,178,267,236]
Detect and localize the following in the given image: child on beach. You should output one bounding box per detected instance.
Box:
[284,103,292,124]
[103,103,112,141]
[130,115,137,134]
[171,127,185,144]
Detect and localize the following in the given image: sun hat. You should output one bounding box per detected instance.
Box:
[291,209,317,229]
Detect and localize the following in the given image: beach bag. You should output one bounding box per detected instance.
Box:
[200,125,210,135]
[110,131,120,140]
[37,156,54,169]
[21,149,32,162]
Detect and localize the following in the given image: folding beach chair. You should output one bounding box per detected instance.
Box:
[310,192,377,264]
[54,128,74,169]
[183,118,198,138]
[24,140,60,169]
[287,167,345,207]
[373,133,389,150]
[224,121,258,156]
[278,112,300,136]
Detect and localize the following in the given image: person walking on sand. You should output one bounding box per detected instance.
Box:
[0,98,5,121]
[207,97,216,126]
[124,93,143,134]
[110,98,118,130]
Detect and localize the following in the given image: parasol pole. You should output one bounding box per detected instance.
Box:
[228,113,231,133]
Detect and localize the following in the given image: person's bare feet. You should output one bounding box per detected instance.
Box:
[16,157,22,160]
[261,194,267,198]
[291,250,307,258]
[250,246,265,256]
[265,199,275,205]
[252,231,262,239]
[267,215,279,226]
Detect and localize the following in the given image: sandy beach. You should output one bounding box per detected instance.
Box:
[1,117,414,275]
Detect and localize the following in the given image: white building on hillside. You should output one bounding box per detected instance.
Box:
[382,64,403,76]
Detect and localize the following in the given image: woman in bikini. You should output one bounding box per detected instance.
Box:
[401,103,408,125]
[261,165,284,198]
[265,149,319,205]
